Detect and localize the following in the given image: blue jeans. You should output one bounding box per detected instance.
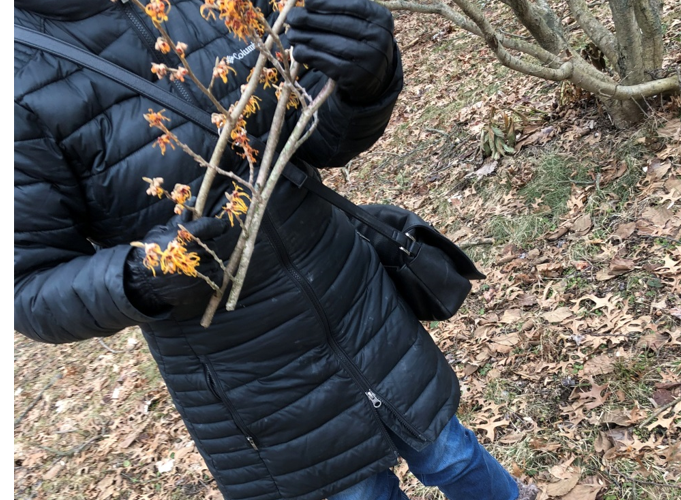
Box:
[329,415,519,500]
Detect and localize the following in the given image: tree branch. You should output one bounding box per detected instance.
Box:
[443,0,575,81]
[224,78,337,312]
[506,0,567,54]
[566,0,619,65]
[380,0,679,100]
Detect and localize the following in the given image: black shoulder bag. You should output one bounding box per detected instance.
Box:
[15,25,485,321]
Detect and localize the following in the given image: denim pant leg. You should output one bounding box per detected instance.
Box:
[393,415,519,500]
[328,469,409,500]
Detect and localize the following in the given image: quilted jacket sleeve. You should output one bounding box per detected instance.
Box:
[14,103,160,344]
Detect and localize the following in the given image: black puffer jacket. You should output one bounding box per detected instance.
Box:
[14,2,461,499]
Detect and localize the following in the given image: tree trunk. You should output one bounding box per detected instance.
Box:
[604,98,645,128]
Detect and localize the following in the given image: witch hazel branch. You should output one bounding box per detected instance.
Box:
[126,0,336,327]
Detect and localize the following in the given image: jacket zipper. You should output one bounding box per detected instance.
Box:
[261,212,419,451]
[122,2,199,106]
[202,358,259,450]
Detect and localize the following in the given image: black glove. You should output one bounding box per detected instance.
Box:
[286,0,396,104]
[124,217,230,321]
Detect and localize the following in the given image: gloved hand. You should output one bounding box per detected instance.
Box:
[286,0,396,104]
[124,216,230,321]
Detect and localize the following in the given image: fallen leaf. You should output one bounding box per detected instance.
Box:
[594,431,612,453]
[636,332,668,352]
[43,462,64,480]
[530,438,562,452]
[560,484,602,500]
[657,118,681,140]
[463,363,480,376]
[517,293,538,307]
[572,215,592,237]
[647,158,671,180]
[573,261,590,271]
[612,222,636,241]
[543,473,580,497]
[470,159,498,178]
[580,354,614,376]
[608,257,635,275]
[543,307,573,323]
[489,332,520,353]
[595,269,617,281]
[500,309,524,323]
[475,415,509,442]
[546,226,570,241]
[537,262,564,277]
[119,426,146,449]
[573,380,609,410]
[600,408,645,426]
[653,388,675,407]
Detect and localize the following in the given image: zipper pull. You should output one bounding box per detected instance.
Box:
[366,391,382,408]
[247,436,259,451]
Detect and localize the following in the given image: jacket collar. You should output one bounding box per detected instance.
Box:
[14,0,113,20]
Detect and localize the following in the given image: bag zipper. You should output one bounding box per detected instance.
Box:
[202,358,260,450]
[261,212,422,450]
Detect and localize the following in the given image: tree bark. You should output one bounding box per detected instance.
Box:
[506,0,567,55]
[633,0,664,72]
[608,0,645,85]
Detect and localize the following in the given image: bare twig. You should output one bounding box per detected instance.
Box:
[614,467,681,490]
[638,396,681,429]
[222,77,337,313]
[97,338,123,354]
[14,373,63,428]
[459,238,495,249]
[37,433,103,458]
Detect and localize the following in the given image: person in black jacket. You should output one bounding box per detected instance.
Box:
[14,0,535,499]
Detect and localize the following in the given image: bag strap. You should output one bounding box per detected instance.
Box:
[14,25,417,253]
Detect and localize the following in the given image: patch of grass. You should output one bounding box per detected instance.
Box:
[484,152,592,246]
[483,378,521,405]
[487,214,554,247]
[520,153,591,208]
[609,351,656,402]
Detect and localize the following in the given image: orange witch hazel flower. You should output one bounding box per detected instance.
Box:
[243,95,261,118]
[270,0,304,11]
[213,58,237,84]
[219,182,251,226]
[170,65,189,82]
[131,237,201,278]
[143,176,165,198]
[160,239,201,276]
[137,242,163,276]
[153,134,175,155]
[145,0,171,23]
[211,113,227,131]
[260,67,278,89]
[151,62,169,79]
[171,183,192,214]
[144,108,171,128]
[155,36,171,54]
[215,0,265,42]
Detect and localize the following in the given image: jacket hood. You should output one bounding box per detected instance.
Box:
[14,0,113,20]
